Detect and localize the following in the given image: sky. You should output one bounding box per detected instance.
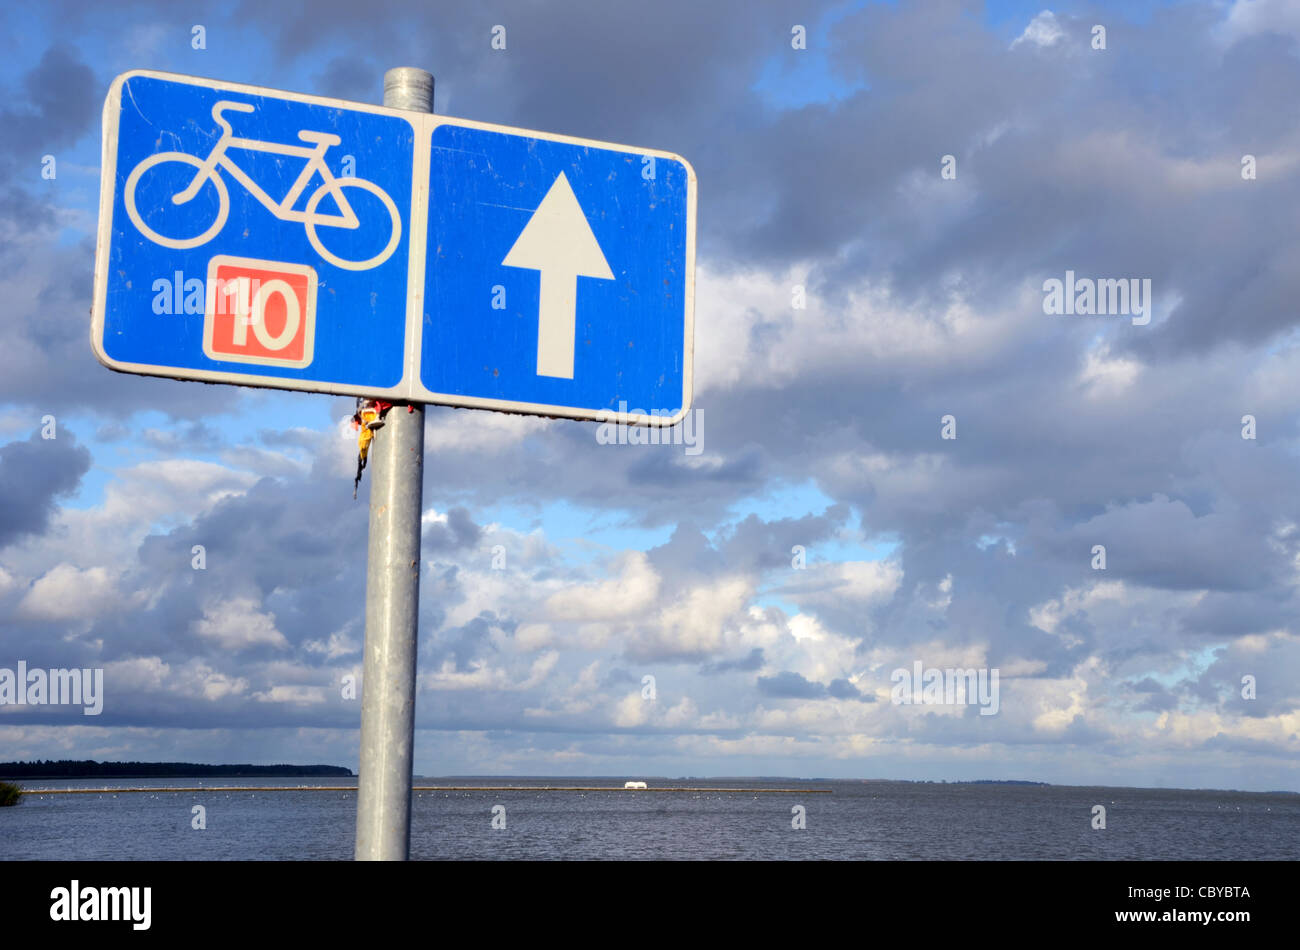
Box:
[2,0,1299,791]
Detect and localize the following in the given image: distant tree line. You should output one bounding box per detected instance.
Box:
[966,780,1049,786]
[0,760,352,778]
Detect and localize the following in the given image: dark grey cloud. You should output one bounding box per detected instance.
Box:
[755,671,871,703]
[424,506,483,552]
[646,508,851,593]
[757,670,827,699]
[140,421,225,453]
[1124,677,1180,713]
[0,432,91,548]
[425,611,510,673]
[600,666,642,688]
[700,647,764,675]
[827,677,871,701]
[313,53,383,104]
[0,465,364,675]
[0,44,96,174]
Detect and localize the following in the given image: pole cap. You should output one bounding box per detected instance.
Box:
[383,67,434,112]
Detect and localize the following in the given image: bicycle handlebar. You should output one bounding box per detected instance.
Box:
[211,100,256,134]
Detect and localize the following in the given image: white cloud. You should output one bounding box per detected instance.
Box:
[693,264,1033,397]
[1011,11,1065,49]
[420,650,558,693]
[192,597,289,651]
[254,684,327,705]
[102,656,170,693]
[1079,340,1142,398]
[425,408,546,453]
[1220,0,1300,45]
[304,628,361,660]
[18,564,132,622]
[629,575,752,660]
[613,692,649,727]
[781,558,903,611]
[176,662,250,701]
[543,551,660,622]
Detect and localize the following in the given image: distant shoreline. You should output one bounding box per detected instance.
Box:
[0,760,352,779]
[3,766,1295,795]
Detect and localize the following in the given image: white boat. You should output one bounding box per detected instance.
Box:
[623,781,647,789]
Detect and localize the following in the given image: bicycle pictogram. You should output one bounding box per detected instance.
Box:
[124,100,401,271]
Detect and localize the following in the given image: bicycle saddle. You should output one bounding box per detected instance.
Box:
[297,130,342,146]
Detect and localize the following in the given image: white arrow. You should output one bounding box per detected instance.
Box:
[502,171,614,379]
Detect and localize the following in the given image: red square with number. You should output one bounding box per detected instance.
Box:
[204,255,317,368]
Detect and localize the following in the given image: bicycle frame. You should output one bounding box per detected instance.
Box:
[174,103,359,230]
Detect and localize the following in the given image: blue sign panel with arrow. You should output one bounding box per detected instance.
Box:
[418,124,695,425]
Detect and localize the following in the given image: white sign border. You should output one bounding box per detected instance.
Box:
[91,69,696,427]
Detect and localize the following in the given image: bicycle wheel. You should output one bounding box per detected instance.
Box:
[124,152,229,249]
[304,178,401,271]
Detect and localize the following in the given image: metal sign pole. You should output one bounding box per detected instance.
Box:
[354,67,432,862]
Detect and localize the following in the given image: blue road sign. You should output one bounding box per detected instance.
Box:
[93,70,696,425]
[95,72,416,397]
[420,125,693,424]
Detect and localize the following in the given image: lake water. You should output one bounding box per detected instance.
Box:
[4,777,1297,860]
